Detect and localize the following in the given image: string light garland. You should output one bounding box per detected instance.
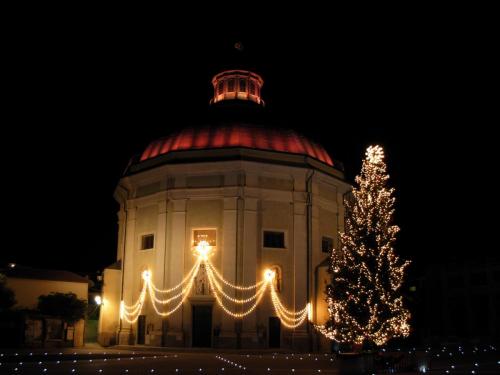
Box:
[149,258,202,294]
[315,145,411,346]
[146,261,201,317]
[205,260,265,291]
[119,240,311,328]
[120,283,147,324]
[206,264,268,318]
[270,283,310,329]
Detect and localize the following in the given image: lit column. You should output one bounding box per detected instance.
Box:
[118,204,136,344]
[152,197,167,346]
[241,197,259,347]
[293,198,309,349]
[116,208,126,261]
[221,196,238,345]
[311,204,321,324]
[165,198,186,346]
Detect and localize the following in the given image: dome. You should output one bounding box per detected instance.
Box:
[139,124,334,167]
[134,57,339,172]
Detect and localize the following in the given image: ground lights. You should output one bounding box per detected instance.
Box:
[120,240,311,327]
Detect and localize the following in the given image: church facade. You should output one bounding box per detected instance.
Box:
[98,68,351,351]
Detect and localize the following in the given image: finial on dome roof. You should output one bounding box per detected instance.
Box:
[234,41,244,51]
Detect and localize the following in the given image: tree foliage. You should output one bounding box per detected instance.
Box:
[0,273,16,311]
[317,145,410,346]
[38,292,87,324]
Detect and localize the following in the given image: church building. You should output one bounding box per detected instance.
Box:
[98,59,351,351]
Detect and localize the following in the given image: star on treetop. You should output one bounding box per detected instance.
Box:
[366,145,385,164]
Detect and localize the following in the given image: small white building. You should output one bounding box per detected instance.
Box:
[99,68,351,350]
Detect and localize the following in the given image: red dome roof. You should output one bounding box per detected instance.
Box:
[139,125,334,167]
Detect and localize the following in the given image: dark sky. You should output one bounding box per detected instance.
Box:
[2,12,495,275]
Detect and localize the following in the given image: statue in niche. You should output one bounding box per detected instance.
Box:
[194,264,211,295]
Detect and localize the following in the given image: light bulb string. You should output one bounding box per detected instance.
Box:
[120,296,146,324]
[121,312,142,324]
[120,255,310,328]
[272,297,309,318]
[149,262,202,304]
[205,262,267,304]
[270,284,309,317]
[206,266,268,318]
[205,260,265,291]
[121,298,144,314]
[270,288,309,327]
[121,300,143,316]
[121,284,147,311]
[271,297,308,323]
[149,258,202,294]
[278,313,308,328]
[272,301,308,323]
[273,304,308,327]
[147,269,198,317]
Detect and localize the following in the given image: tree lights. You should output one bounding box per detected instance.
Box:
[316,145,410,346]
[119,240,310,328]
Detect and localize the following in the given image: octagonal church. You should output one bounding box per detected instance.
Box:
[98,61,351,351]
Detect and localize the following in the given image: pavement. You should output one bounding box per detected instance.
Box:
[0,344,499,374]
[0,348,339,374]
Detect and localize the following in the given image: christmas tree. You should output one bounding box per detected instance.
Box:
[317,145,410,346]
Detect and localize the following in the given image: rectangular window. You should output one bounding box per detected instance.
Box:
[217,81,224,95]
[263,231,285,249]
[249,81,255,95]
[322,236,334,253]
[141,234,154,250]
[227,79,235,92]
[239,79,246,92]
[193,229,217,247]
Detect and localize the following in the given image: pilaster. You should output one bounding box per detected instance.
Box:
[118,205,136,344]
[241,197,259,347]
[164,198,186,346]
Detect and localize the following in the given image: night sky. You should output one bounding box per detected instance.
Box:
[3,13,494,277]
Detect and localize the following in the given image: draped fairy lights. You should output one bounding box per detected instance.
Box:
[270,281,310,329]
[316,145,411,346]
[119,240,311,328]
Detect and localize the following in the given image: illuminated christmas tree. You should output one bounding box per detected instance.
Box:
[317,145,410,346]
